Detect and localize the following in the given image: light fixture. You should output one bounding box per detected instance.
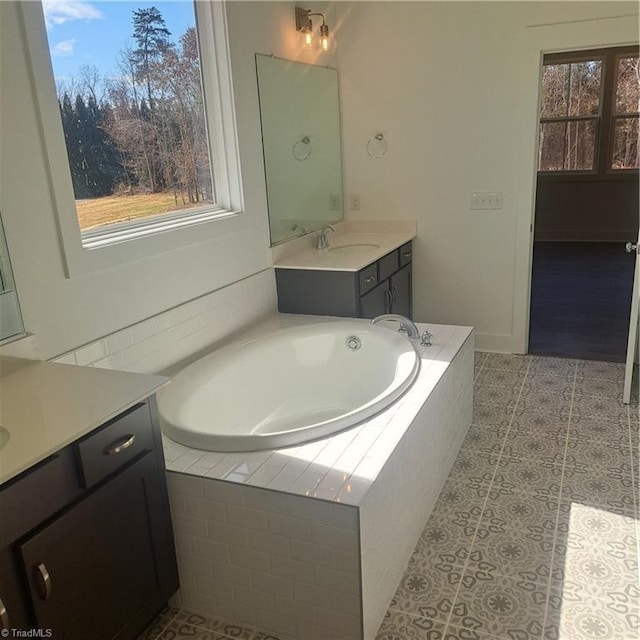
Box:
[295,6,330,51]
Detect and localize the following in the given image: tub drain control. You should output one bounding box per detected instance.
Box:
[346,336,362,351]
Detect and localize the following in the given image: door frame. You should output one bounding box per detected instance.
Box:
[511,16,639,354]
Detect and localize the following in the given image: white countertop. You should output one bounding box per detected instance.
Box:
[271,221,417,272]
[0,356,168,485]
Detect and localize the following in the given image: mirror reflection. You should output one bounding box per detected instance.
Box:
[0,213,24,342]
[256,54,343,246]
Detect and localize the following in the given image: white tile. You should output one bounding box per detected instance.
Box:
[289,464,328,496]
[246,464,283,487]
[75,340,107,366]
[53,352,76,365]
[226,505,268,531]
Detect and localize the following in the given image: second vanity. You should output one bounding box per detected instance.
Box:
[272,222,416,319]
[0,357,178,639]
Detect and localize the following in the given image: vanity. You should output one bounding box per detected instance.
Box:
[0,357,178,638]
[273,227,415,319]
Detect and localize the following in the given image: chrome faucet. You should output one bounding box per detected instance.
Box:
[371,314,420,339]
[291,223,307,235]
[314,225,335,250]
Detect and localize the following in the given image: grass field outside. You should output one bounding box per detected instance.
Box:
[75,193,211,231]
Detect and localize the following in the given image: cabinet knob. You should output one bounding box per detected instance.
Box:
[35,562,52,601]
[0,596,9,629]
[104,434,136,456]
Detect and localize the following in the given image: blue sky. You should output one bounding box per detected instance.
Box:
[44,0,196,82]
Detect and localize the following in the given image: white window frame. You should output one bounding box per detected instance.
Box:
[20,0,244,278]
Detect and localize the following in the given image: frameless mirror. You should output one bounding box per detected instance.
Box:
[256,54,343,246]
[0,213,24,342]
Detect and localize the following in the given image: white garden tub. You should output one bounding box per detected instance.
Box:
[158,320,420,451]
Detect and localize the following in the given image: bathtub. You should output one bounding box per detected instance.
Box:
[158,320,420,452]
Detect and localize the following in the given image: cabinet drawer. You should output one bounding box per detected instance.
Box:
[358,263,379,294]
[77,403,153,489]
[399,241,413,267]
[378,250,399,281]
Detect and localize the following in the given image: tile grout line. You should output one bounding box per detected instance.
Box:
[539,360,578,639]
[442,355,533,636]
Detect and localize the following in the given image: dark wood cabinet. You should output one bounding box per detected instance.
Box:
[276,241,413,319]
[0,397,178,640]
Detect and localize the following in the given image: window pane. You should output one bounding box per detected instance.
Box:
[45,1,214,231]
[612,117,639,169]
[538,120,595,171]
[541,60,601,118]
[615,56,640,114]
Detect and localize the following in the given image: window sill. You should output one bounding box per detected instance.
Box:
[82,206,240,250]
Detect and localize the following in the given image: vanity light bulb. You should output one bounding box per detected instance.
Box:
[319,23,329,52]
[304,30,313,48]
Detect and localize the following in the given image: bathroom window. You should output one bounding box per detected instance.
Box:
[21,1,242,276]
[538,46,639,175]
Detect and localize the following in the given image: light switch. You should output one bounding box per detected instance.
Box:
[471,192,503,210]
[349,194,361,211]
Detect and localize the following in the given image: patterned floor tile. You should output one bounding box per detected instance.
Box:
[473,385,519,410]
[433,477,491,517]
[474,367,526,390]
[461,424,507,457]
[522,373,574,396]
[414,513,476,566]
[564,437,632,469]
[561,465,636,514]
[375,609,447,640]
[479,491,561,540]
[544,592,639,639]
[448,568,549,640]
[575,360,626,383]
[508,411,569,439]
[501,429,567,466]
[571,395,629,423]
[170,611,254,639]
[568,415,632,448]
[492,457,563,498]
[138,613,174,640]
[472,404,514,427]
[388,556,464,622]
[482,354,529,373]
[156,620,230,640]
[513,391,572,417]
[467,529,556,585]
[527,356,577,378]
[574,377,626,400]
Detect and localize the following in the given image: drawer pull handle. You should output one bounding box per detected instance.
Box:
[0,597,9,629]
[365,275,377,284]
[35,563,52,601]
[105,434,136,456]
[403,251,412,258]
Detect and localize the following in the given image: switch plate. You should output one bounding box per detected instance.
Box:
[329,194,340,211]
[349,194,361,211]
[471,192,503,210]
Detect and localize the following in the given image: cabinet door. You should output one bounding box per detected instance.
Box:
[360,281,390,318]
[390,264,412,318]
[20,453,165,640]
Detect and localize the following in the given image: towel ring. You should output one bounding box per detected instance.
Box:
[366,132,387,159]
[293,136,312,161]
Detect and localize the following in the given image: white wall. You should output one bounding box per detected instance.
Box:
[0,1,335,360]
[335,1,639,352]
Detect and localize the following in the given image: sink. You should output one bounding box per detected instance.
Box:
[328,243,380,255]
[0,426,10,451]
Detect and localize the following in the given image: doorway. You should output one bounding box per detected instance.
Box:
[529,46,639,362]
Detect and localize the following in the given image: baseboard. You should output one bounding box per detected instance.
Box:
[475,332,522,354]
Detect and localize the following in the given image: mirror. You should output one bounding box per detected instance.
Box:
[256,54,343,246]
[0,213,25,342]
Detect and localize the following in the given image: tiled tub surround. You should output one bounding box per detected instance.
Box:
[162,322,474,639]
[51,269,276,373]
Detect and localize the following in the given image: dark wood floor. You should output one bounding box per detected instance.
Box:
[529,242,636,362]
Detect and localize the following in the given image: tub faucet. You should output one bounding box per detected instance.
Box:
[314,225,335,250]
[371,314,420,339]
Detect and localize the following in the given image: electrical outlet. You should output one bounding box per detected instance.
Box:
[349,194,361,211]
[471,192,503,210]
[329,194,340,211]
